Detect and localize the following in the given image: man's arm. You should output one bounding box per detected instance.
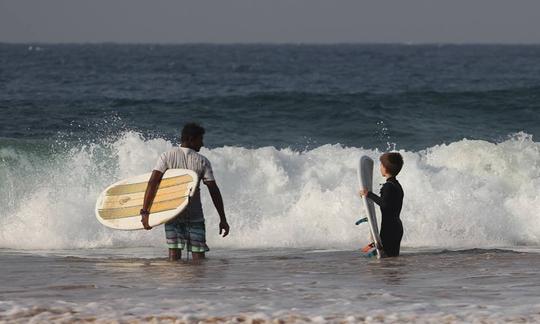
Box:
[140,170,164,230]
[204,180,229,237]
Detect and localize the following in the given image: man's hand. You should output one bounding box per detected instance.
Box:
[141,211,152,230]
[359,189,369,197]
[219,221,230,237]
[206,180,229,238]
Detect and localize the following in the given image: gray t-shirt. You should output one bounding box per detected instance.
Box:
[153,147,214,222]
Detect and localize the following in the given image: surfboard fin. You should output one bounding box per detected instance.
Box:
[361,242,375,253]
[355,217,368,225]
[363,248,378,258]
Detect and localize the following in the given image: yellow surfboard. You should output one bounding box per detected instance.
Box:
[95,169,198,230]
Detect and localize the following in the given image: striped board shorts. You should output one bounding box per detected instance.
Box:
[164,218,210,253]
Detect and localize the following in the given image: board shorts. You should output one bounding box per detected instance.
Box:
[164,218,210,253]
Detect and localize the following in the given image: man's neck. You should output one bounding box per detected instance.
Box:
[180,144,195,151]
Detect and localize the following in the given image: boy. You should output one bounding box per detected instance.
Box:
[360,152,404,257]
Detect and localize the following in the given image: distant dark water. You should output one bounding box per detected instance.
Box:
[1,44,539,150]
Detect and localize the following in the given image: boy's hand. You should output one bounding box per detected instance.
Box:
[359,189,369,197]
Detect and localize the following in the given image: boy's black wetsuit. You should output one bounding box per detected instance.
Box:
[367,176,404,257]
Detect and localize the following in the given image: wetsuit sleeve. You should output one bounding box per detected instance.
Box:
[367,183,393,209]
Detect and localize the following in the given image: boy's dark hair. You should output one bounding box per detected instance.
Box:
[181,123,205,142]
[380,152,404,176]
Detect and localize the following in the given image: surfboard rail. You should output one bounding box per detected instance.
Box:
[357,155,384,259]
[95,169,199,230]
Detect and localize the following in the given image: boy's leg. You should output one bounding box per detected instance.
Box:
[380,225,403,257]
[384,244,399,257]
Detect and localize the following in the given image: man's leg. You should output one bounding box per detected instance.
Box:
[165,219,182,261]
[185,222,209,262]
[168,248,181,261]
[191,252,205,261]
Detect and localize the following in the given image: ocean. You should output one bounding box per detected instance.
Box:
[1,44,540,323]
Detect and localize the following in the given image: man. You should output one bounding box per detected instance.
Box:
[140,123,229,261]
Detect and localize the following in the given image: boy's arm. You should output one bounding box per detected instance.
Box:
[367,183,392,208]
[205,180,230,237]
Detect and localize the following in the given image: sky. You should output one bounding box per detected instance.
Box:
[1,0,540,44]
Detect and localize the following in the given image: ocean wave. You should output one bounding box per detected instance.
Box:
[0,131,539,250]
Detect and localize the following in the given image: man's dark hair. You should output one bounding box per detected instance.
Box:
[181,123,205,142]
[380,152,404,176]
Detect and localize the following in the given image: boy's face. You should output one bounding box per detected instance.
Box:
[380,163,389,177]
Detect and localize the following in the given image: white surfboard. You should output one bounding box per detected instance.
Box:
[95,169,199,230]
[358,156,384,259]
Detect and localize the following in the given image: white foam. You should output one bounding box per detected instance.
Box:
[1,131,539,250]
[1,300,540,323]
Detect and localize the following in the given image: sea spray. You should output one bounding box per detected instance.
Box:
[0,132,539,250]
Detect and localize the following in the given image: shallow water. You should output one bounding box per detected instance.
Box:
[2,248,540,322]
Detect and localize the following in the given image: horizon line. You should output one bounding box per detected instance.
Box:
[2,41,540,46]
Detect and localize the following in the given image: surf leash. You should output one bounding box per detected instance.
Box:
[186,187,192,261]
